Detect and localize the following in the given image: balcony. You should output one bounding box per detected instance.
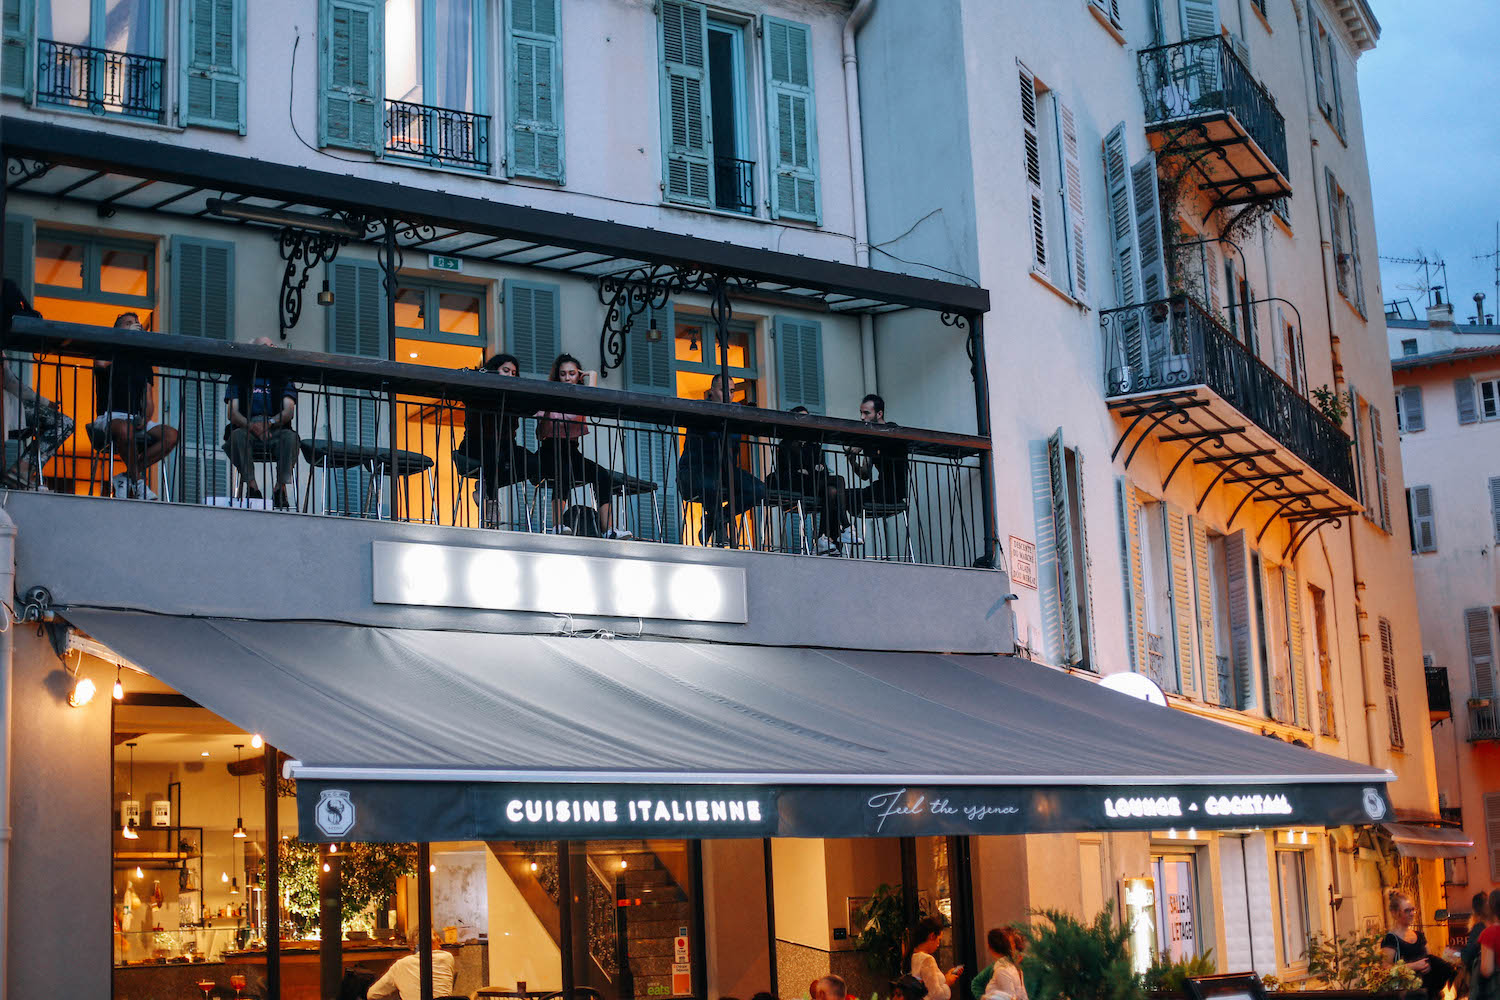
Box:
[1469,702,1500,742]
[713,156,756,215]
[1137,35,1291,209]
[36,39,165,122]
[384,99,491,172]
[1428,665,1452,722]
[1102,296,1356,541]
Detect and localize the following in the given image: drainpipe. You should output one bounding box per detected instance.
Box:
[1294,1,1379,765]
[843,0,877,393]
[0,504,15,1000]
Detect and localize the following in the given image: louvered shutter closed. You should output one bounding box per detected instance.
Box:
[1371,406,1390,530]
[1489,477,1500,544]
[1048,429,1083,666]
[765,17,820,223]
[1327,170,1348,298]
[774,316,825,415]
[1166,504,1195,698]
[1380,617,1403,748]
[1400,386,1425,432]
[1487,793,1500,882]
[659,1,713,207]
[623,302,677,543]
[1192,518,1220,705]
[320,0,382,151]
[3,213,33,297]
[182,0,246,132]
[502,279,560,377]
[1019,62,1048,277]
[1407,485,1436,553]
[1456,377,1480,425]
[1310,17,1328,113]
[1057,100,1087,299]
[171,237,234,341]
[2,0,30,96]
[508,0,563,181]
[1224,530,1254,710]
[324,260,386,514]
[1178,0,1219,39]
[1285,567,1309,729]
[1346,199,1365,313]
[1131,154,1171,368]
[1117,480,1148,675]
[1327,35,1346,137]
[1468,608,1496,702]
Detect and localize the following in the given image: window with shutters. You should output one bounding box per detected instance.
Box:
[1325,171,1365,316]
[1086,0,1125,37]
[1477,377,1500,421]
[1019,64,1087,301]
[1309,584,1336,737]
[506,0,561,180]
[34,0,167,121]
[180,0,246,133]
[1395,385,1424,433]
[1406,485,1436,554]
[383,0,491,171]
[1046,432,1094,670]
[1204,530,1235,708]
[1317,18,1347,142]
[1379,617,1403,750]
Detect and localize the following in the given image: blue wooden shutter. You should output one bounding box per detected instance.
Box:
[2,0,30,97]
[3,213,34,297]
[1019,62,1047,276]
[1399,386,1424,432]
[1056,99,1087,300]
[1177,0,1218,39]
[773,316,824,414]
[507,0,563,181]
[181,0,246,133]
[171,237,234,341]
[1327,35,1346,138]
[1310,17,1328,114]
[503,279,560,376]
[1408,485,1436,553]
[320,0,382,151]
[325,259,386,514]
[1047,429,1083,666]
[624,303,678,542]
[659,1,713,207]
[1456,377,1479,425]
[764,17,819,223]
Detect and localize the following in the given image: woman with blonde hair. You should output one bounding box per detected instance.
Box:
[1383,890,1453,996]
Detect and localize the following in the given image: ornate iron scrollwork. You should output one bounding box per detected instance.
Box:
[5,157,52,185]
[595,266,759,379]
[278,227,349,339]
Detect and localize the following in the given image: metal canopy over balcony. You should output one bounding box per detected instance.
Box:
[1103,296,1357,558]
[1138,35,1291,211]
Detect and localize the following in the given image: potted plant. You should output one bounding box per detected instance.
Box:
[1144,951,1216,994]
[851,884,910,983]
[1019,903,1143,1000]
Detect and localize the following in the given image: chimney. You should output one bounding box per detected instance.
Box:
[1473,292,1486,327]
[1427,286,1454,325]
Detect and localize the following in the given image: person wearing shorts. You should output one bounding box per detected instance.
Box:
[91,312,179,499]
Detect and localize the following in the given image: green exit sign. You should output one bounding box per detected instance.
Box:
[428,254,463,273]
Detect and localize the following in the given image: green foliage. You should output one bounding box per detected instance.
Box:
[1144,950,1216,993]
[271,839,417,935]
[1310,385,1349,427]
[1305,931,1382,990]
[1365,961,1421,993]
[1020,903,1144,1000]
[851,884,910,982]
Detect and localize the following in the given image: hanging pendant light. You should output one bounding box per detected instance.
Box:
[232,744,247,838]
[112,666,124,701]
[121,742,139,840]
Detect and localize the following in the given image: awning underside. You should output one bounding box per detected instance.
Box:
[69,610,1394,841]
[1381,822,1474,860]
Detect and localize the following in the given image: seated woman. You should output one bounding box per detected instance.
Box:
[536,353,632,538]
[766,405,847,555]
[1382,890,1453,997]
[676,373,766,547]
[457,352,543,529]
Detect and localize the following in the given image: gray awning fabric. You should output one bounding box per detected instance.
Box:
[1381,822,1474,859]
[69,610,1395,842]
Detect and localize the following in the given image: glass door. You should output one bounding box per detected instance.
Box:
[1151,854,1201,962]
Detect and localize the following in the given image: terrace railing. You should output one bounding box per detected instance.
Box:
[713,156,756,215]
[1137,34,1289,180]
[3,318,988,569]
[385,99,492,171]
[1470,702,1500,743]
[37,39,165,121]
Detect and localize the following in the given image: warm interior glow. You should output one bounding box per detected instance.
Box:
[250,734,263,749]
[69,676,95,707]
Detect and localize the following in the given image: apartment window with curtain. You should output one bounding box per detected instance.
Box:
[31,0,171,121]
[1019,61,1088,301]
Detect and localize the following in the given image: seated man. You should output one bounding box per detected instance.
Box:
[1,279,74,488]
[223,337,300,508]
[366,930,455,1000]
[676,373,766,546]
[91,312,179,500]
[844,392,909,510]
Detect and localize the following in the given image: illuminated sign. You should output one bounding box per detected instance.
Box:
[372,540,749,623]
[503,796,766,828]
[1105,795,1182,819]
[1103,791,1293,823]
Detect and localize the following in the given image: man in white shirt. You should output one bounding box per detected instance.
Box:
[367,931,456,1000]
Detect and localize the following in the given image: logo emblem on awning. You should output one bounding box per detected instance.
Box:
[316,789,357,837]
[1362,787,1387,821]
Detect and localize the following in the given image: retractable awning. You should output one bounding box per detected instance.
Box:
[69,609,1395,843]
[1380,822,1474,859]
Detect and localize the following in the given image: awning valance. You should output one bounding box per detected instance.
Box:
[68,610,1394,843]
[1380,822,1474,859]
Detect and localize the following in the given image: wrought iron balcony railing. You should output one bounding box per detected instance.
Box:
[1427,665,1452,719]
[1469,702,1500,742]
[1137,34,1289,181]
[713,156,756,215]
[1101,295,1356,498]
[36,39,165,122]
[385,99,492,171]
[3,318,988,569]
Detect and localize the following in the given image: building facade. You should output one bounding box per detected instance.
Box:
[0,1,1442,999]
[1388,297,1500,922]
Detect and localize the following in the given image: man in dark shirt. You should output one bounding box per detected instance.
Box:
[91,312,179,499]
[223,337,300,508]
[676,373,766,546]
[845,393,909,509]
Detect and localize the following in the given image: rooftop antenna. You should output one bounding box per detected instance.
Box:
[1472,221,1500,321]
[1380,250,1449,307]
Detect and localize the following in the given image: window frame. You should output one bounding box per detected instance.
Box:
[673,315,759,381]
[385,0,488,117]
[393,276,489,348]
[1479,377,1500,421]
[1275,848,1313,966]
[33,0,169,122]
[1400,338,1418,356]
[34,229,157,309]
[704,15,756,215]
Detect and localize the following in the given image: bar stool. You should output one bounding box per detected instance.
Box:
[298,438,377,515]
[225,435,302,509]
[451,451,537,531]
[85,421,172,500]
[763,486,818,554]
[852,499,914,562]
[366,448,437,523]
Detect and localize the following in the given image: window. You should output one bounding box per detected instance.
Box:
[1138,500,1174,692]
[1206,531,1235,708]
[1395,386,1424,432]
[34,0,167,121]
[1047,430,1093,669]
[1325,170,1365,315]
[1380,617,1403,750]
[1152,855,1201,962]
[1466,608,1497,730]
[658,3,817,221]
[1407,486,1436,553]
[1310,15,1345,140]
[1369,405,1391,531]
[1276,850,1311,964]
[1019,62,1087,300]
[34,230,156,323]
[394,278,487,367]
[1401,338,1419,356]
[1087,0,1123,32]
[1274,307,1306,392]
[1480,378,1500,421]
[506,0,562,181]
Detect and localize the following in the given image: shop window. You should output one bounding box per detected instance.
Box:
[1152,854,1201,962]
[1275,850,1311,964]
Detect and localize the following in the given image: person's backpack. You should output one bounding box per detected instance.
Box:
[562,504,602,537]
